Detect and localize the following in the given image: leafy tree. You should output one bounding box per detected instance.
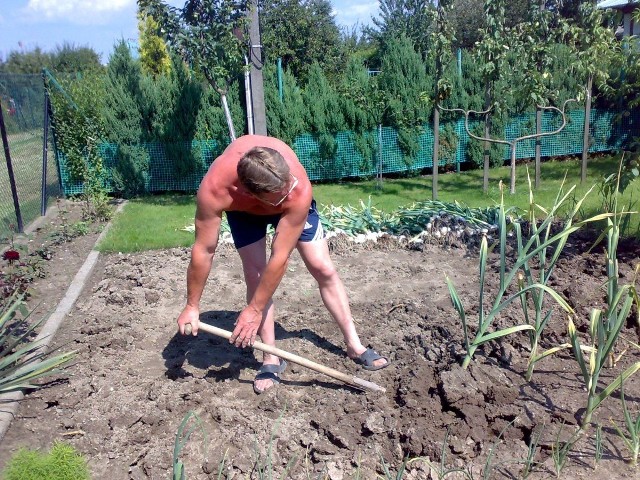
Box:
[368,0,437,58]
[259,0,343,83]
[47,70,106,184]
[473,0,509,190]
[339,24,378,69]
[0,48,52,74]
[0,44,102,74]
[138,10,172,77]
[429,3,456,198]
[607,9,640,120]
[447,0,529,49]
[560,2,620,182]
[50,42,102,73]
[546,0,583,20]
[138,0,248,140]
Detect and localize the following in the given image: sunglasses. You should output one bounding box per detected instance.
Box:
[254,173,298,207]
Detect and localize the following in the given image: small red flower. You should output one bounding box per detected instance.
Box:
[2,250,20,263]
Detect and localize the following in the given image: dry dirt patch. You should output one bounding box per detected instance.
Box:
[0,204,639,479]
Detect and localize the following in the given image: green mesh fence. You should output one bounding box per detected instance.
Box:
[57,141,223,196]
[0,74,60,240]
[53,106,638,195]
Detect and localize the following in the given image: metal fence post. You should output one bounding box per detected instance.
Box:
[41,80,51,216]
[0,98,24,233]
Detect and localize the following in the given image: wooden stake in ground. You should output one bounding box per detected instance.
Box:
[184,323,386,393]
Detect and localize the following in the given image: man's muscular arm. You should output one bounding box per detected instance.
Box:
[177,189,223,335]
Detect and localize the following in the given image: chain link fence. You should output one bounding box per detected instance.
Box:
[0,73,61,241]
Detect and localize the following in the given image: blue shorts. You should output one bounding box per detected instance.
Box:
[226,199,325,249]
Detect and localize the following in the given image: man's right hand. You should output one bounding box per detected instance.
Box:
[177,305,200,335]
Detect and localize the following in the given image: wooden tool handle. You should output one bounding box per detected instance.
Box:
[183,322,385,393]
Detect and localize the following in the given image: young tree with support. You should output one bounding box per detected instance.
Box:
[473,0,509,193]
[441,95,581,194]
[561,2,619,183]
[510,2,561,189]
[429,1,455,200]
[138,0,248,141]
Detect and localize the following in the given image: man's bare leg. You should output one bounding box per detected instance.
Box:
[237,238,281,392]
[297,239,388,369]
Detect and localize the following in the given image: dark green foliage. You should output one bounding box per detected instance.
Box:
[303,63,347,136]
[377,35,432,164]
[194,82,243,154]
[259,0,344,83]
[466,118,508,168]
[263,64,307,145]
[47,71,106,184]
[338,58,383,170]
[302,63,347,169]
[438,123,459,166]
[2,441,90,480]
[368,0,437,59]
[162,57,204,177]
[102,41,149,196]
[0,44,102,74]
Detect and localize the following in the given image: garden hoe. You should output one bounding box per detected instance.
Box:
[184,323,386,393]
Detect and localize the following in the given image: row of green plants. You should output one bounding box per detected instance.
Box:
[445,161,640,476]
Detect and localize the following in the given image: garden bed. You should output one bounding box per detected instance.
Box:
[0,205,639,479]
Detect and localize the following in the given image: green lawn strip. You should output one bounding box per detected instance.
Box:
[96,194,196,253]
[313,156,620,212]
[99,155,639,253]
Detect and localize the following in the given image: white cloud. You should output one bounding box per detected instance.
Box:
[24,0,134,22]
[333,1,379,23]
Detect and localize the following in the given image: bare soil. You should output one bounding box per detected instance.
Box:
[1,201,639,479]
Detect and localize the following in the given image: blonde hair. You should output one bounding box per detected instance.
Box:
[237,147,290,194]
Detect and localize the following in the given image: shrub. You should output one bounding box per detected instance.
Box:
[2,441,90,480]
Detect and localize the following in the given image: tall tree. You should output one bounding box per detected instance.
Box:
[368,0,437,58]
[102,41,149,196]
[302,62,347,169]
[377,34,432,167]
[137,10,172,78]
[51,42,102,73]
[447,0,529,49]
[474,0,509,192]
[0,48,52,74]
[138,0,248,140]
[561,2,619,183]
[258,0,343,83]
[429,2,456,199]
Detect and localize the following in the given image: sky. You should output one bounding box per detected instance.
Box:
[0,0,379,65]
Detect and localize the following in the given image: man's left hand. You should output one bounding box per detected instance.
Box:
[230,305,261,348]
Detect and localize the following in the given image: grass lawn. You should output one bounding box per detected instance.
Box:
[98,154,640,253]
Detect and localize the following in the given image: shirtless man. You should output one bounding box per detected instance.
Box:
[177,135,389,394]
